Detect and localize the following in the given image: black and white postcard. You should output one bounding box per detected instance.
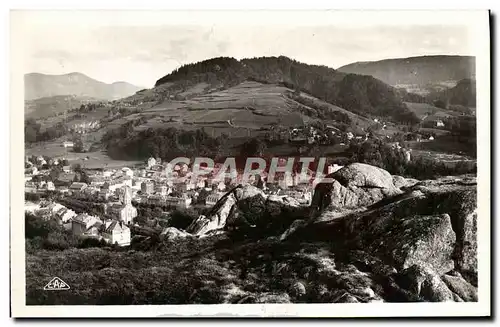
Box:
[9,9,491,318]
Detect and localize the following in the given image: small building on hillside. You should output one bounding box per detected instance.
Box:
[436,120,445,127]
[141,181,155,195]
[44,181,55,192]
[101,220,131,246]
[62,141,74,148]
[69,182,88,195]
[122,167,134,178]
[155,184,170,196]
[205,192,224,207]
[147,157,157,169]
[55,207,77,223]
[71,213,100,236]
[404,149,412,163]
[25,166,38,176]
[25,181,38,193]
[165,194,192,209]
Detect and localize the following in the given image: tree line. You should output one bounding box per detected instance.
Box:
[102,124,223,161]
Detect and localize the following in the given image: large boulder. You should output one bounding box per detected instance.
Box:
[311,163,402,211]
[160,227,192,240]
[333,163,398,189]
[186,185,304,237]
[234,185,266,201]
[186,192,237,235]
[410,179,478,285]
[366,214,456,275]
[392,175,419,189]
[296,174,477,284]
[441,273,478,302]
[279,219,307,241]
[334,293,360,303]
[250,292,291,303]
[397,264,455,302]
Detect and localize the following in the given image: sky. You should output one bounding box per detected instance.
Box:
[16,11,478,88]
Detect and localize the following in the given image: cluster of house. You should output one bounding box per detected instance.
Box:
[289,126,325,144]
[288,124,373,147]
[24,155,72,184]
[27,153,339,211]
[24,154,350,248]
[25,189,134,247]
[70,120,101,134]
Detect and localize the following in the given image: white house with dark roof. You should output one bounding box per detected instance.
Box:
[71,213,100,236]
[101,220,131,246]
[62,141,74,148]
[56,207,77,223]
[69,182,88,195]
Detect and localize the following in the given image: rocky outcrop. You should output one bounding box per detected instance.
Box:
[366,214,456,275]
[396,264,455,302]
[279,219,307,241]
[311,163,402,212]
[167,164,477,304]
[244,293,291,304]
[282,169,478,303]
[186,185,305,237]
[392,175,419,189]
[160,227,192,240]
[441,272,478,302]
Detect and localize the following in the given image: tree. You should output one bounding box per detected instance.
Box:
[433,99,449,109]
[49,167,61,181]
[240,138,267,157]
[25,118,41,143]
[73,137,85,153]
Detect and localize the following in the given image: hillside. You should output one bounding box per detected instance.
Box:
[429,78,476,108]
[151,56,420,125]
[101,81,375,160]
[24,72,143,101]
[26,56,478,166]
[337,55,475,94]
[24,95,102,119]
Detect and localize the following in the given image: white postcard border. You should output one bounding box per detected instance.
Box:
[9,9,491,318]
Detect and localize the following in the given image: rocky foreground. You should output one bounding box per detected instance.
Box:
[162,163,478,303]
[26,163,478,304]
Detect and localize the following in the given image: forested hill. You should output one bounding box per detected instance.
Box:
[430,78,477,108]
[154,56,420,124]
[337,55,475,86]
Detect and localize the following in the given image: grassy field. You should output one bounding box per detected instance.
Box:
[25,95,103,120]
[103,81,375,138]
[25,141,142,169]
[409,136,476,158]
[419,127,452,137]
[405,102,460,120]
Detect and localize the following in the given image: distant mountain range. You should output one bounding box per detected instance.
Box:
[337,55,475,89]
[24,72,143,101]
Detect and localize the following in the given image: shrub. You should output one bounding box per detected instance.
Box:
[168,208,199,230]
